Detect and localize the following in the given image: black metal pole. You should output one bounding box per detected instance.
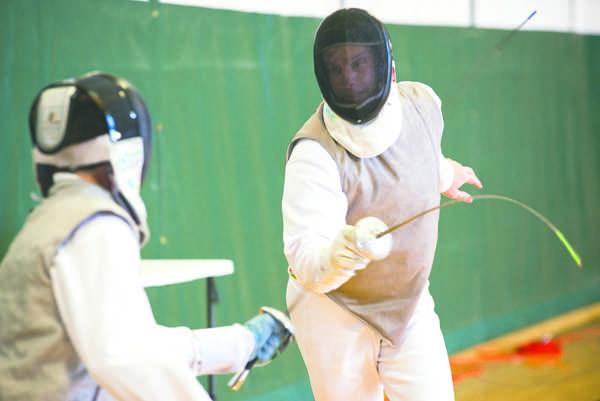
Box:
[206,277,219,400]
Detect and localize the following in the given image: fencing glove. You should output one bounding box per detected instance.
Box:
[313,216,392,293]
[228,307,294,390]
[243,307,294,366]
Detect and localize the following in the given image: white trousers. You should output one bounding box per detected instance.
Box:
[286,278,455,401]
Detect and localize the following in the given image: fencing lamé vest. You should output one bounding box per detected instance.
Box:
[287,82,443,346]
[0,178,136,401]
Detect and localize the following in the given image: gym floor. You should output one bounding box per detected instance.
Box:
[450,303,600,401]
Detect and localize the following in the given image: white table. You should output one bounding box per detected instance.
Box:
[141,259,234,399]
[141,259,234,287]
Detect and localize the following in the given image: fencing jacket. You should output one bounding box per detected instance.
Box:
[284,82,444,346]
[0,175,254,401]
[0,177,138,400]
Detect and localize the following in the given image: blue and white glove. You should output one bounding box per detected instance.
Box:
[229,307,294,391]
[243,307,293,366]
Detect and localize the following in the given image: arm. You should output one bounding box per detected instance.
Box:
[283,139,347,292]
[418,82,482,203]
[51,215,254,400]
[282,139,390,293]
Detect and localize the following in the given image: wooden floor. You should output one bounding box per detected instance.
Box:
[450,303,600,401]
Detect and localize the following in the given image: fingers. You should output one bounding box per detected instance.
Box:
[456,190,473,203]
[443,163,483,202]
[462,166,483,189]
[444,187,473,203]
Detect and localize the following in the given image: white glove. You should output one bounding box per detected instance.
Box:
[352,216,393,260]
[314,216,392,293]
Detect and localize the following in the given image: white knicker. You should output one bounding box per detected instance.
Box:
[286,278,454,401]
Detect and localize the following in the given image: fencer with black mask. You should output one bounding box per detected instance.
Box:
[0,72,293,401]
[282,8,482,401]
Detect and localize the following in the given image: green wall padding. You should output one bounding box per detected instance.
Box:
[1,1,598,400]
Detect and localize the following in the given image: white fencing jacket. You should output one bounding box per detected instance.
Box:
[50,174,254,400]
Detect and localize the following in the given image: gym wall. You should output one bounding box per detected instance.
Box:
[1,1,598,400]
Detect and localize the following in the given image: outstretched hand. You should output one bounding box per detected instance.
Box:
[442,158,483,203]
[243,307,294,365]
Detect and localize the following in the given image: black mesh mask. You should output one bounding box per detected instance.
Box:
[314,8,393,124]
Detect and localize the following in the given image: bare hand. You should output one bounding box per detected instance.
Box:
[442,158,483,203]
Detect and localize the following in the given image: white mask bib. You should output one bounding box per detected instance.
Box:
[323,84,402,158]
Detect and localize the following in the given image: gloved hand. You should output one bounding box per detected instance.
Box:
[352,216,393,260]
[315,216,392,293]
[229,307,295,391]
[243,307,294,366]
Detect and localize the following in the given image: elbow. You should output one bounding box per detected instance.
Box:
[85,353,137,386]
[83,344,159,390]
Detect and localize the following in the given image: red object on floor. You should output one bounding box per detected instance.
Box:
[516,339,562,356]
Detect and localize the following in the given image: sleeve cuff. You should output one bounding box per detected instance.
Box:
[439,157,454,193]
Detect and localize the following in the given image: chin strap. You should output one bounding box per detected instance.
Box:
[375,194,582,268]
